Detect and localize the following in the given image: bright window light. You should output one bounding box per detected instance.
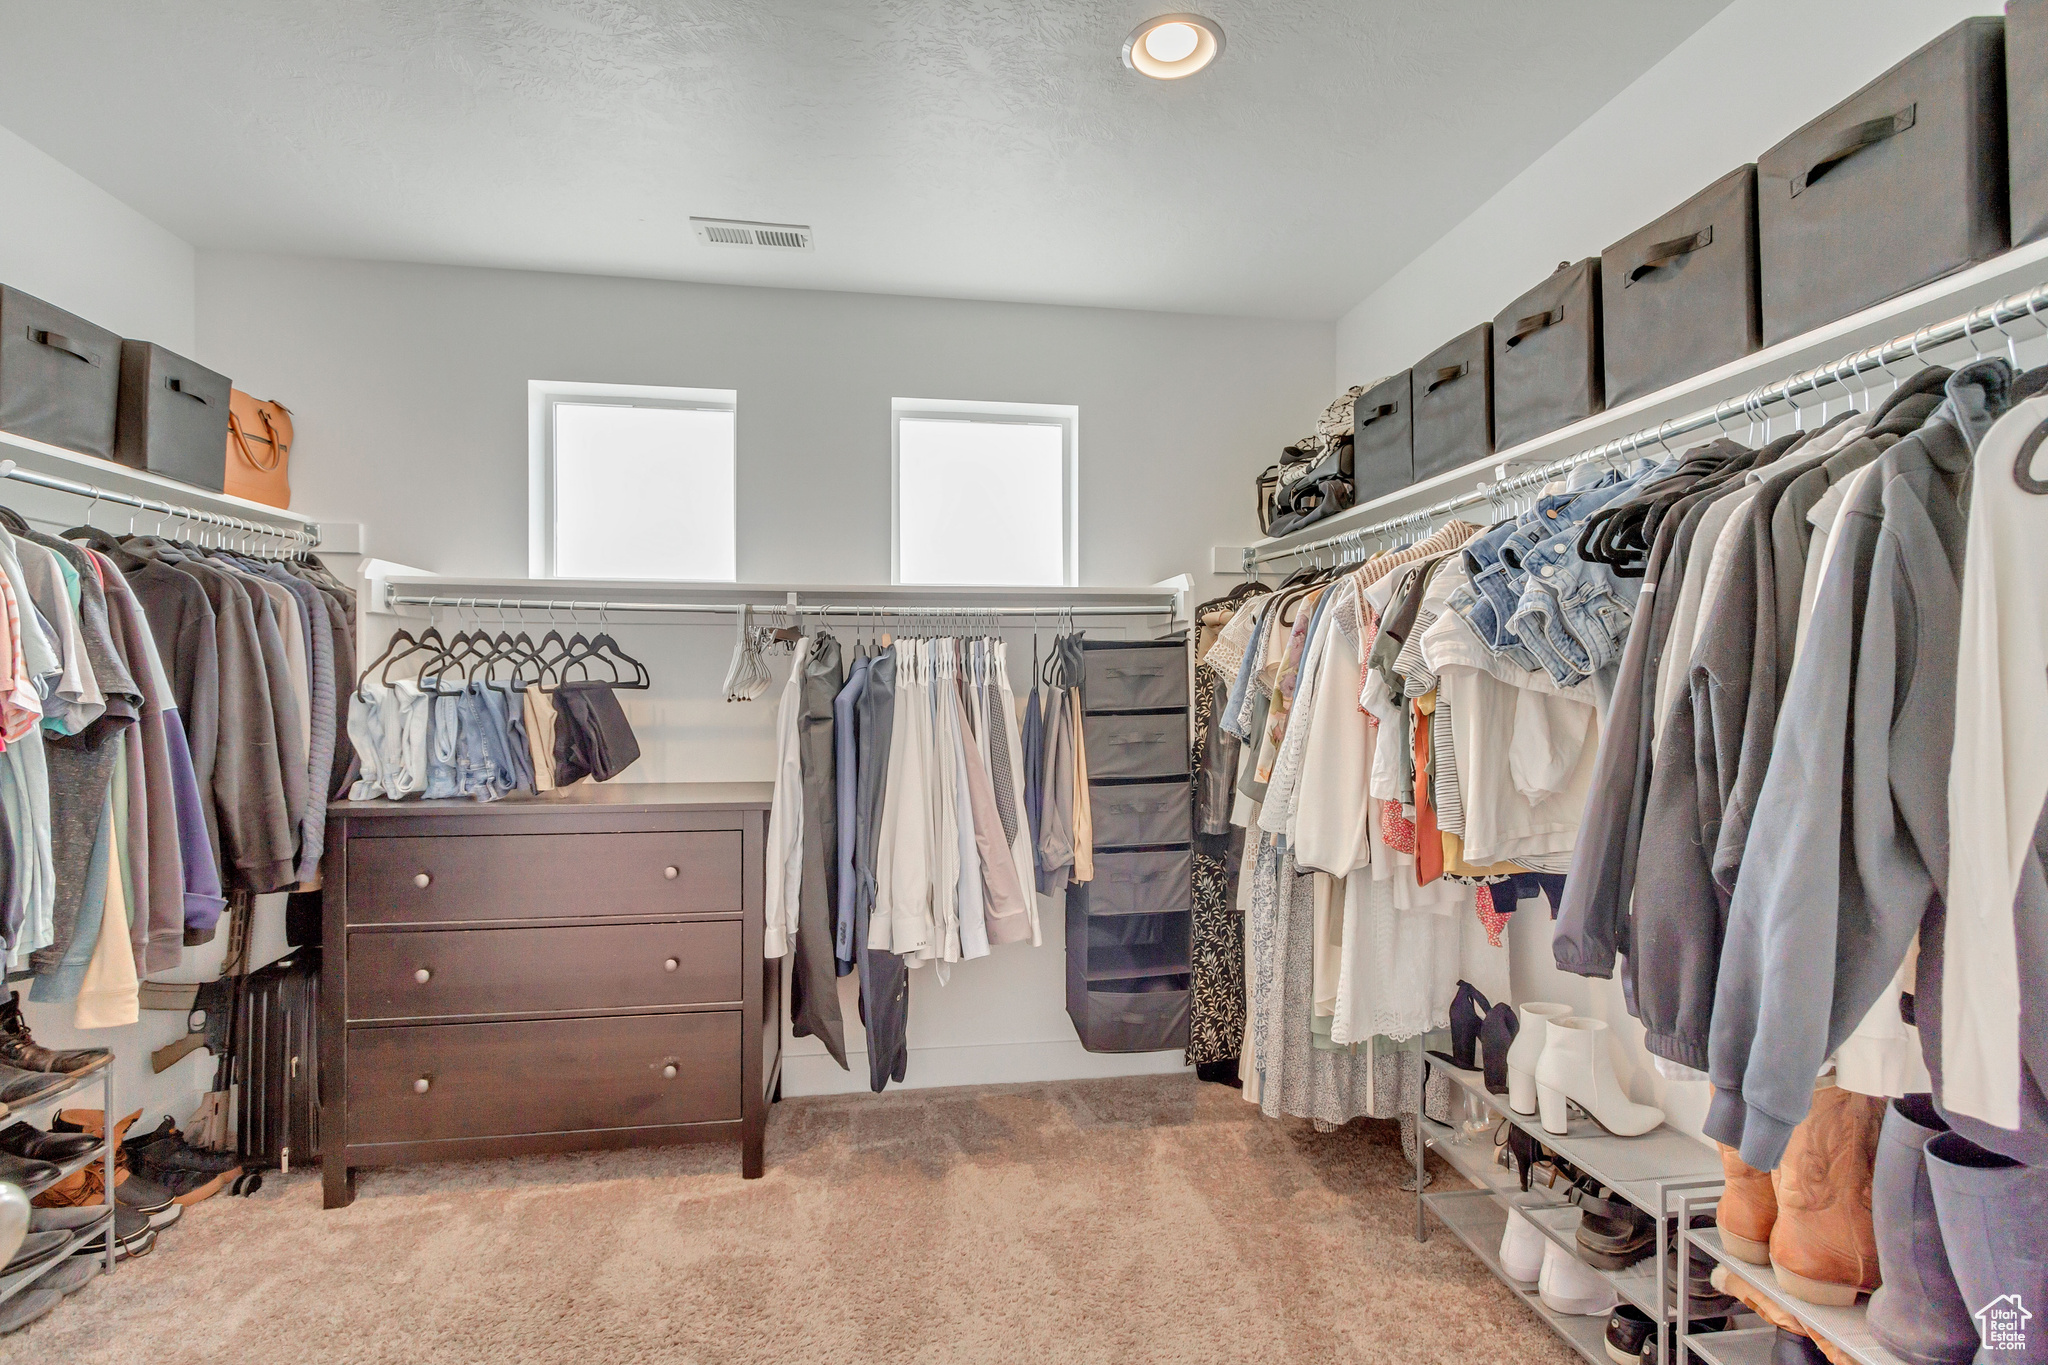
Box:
[549,400,736,580]
[896,411,1071,586]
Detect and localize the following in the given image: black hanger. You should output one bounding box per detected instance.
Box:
[370,625,447,687]
[357,627,420,686]
[584,631,651,689]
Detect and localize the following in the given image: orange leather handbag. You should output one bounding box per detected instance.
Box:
[225,390,292,508]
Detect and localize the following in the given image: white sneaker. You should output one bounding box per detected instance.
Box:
[1538,1238,1619,1316]
[1500,1206,1546,1285]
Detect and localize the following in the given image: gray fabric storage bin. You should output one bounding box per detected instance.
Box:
[115,341,230,491]
[1758,18,2008,346]
[0,286,121,457]
[1411,324,1493,481]
[1087,848,1193,915]
[1082,640,1187,712]
[1492,259,1604,450]
[1086,913,1191,980]
[2010,0,2048,244]
[1602,165,1761,405]
[1352,370,1413,502]
[1071,981,1191,1052]
[1081,711,1188,780]
[1090,782,1191,850]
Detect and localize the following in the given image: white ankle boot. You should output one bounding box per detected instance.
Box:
[1506,1002,1572,1115]
[1531,1017,1665,1137]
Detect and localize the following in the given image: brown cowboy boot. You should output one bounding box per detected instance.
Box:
[1716,1140,1777,1265]
[1769,1080,1885,1306]
[0,992,110,1075]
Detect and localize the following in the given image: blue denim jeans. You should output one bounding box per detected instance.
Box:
[1509,530,1645,686]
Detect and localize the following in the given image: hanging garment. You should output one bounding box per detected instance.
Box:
[1707,361,2009,1170]
[762,638,809,961]
[1945,389,2048,1138]
[1187,656,1245,1070]
[832,653,868,976]
[551,682,640,784]
[852,646,909,1092]
[791,632,846,1068]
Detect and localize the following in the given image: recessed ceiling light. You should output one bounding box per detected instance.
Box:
[1122,13,1224,80]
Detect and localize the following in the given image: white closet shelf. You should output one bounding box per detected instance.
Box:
[1234,233,2048,563]
[370,575,1193,625]
[0,427,317,528]
[378,577,1180,607]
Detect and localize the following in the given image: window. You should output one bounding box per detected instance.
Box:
[893,399,1076,586]
[529,381,737,580]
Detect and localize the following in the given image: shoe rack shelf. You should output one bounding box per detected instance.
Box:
[1423,1186,1614,1365]
[0,1059,118,1312]
[1414,1057,1726,1365]
[1675,1222,1908,1365]
[1415,1108,1674,1319]
[1678,1326,1780,1365]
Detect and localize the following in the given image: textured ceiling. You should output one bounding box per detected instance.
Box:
[0,0,1728,319]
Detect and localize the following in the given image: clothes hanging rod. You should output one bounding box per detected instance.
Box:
[1248,278,2048,567]
[385,591,1174,619]
[0,458,320,547]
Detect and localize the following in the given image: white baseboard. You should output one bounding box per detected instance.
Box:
[780,1038,1192,1097]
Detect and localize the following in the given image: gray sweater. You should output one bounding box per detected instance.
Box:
[1705,361,2001,1169]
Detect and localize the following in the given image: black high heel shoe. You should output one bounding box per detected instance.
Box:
[1427,981,1491,1070]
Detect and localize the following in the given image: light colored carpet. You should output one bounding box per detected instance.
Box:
[1,1075,1578,1364]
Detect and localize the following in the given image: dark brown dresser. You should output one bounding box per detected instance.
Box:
[318,783,777,1209]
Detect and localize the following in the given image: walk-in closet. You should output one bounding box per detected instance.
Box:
[0,3,2040,1362]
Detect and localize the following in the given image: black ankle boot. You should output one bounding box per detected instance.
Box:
[1427,981,1491,1071]
[1480,1003,1520,1095]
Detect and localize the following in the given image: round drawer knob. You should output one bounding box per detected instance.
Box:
[664,958,679,973]
[413,873,431,889]
[663,866,679,880]
[413,1077,431,1094]
[662,1064,678,1080]
[414,968,432,984]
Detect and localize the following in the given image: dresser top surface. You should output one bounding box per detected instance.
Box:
[330,781,772,818]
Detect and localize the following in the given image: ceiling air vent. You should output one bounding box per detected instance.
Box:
[690,218,814,251]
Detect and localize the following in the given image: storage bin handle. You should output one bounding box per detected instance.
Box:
[1625,226,1713,286]
[165,377,213,405]
[1356,400,1398,428]
[27,328,98,366]
[1791,104,1915,197]
[1504,308,1563,349]
[1425,362,1469,393]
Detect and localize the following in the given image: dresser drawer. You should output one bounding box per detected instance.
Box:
[347,921,742,1022]
[346,1012,742,1145]
[346,830,742,926]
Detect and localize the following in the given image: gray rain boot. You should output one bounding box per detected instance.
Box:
[1926,1130,2048,1365]
[1868,1097,1978,1365]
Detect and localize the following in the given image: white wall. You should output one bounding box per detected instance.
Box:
[0,121,223,1131]
[197,251,1332,1094]
[1332,0,2005,1141]
[0,123,194,353]
[1334,0,2005,392]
